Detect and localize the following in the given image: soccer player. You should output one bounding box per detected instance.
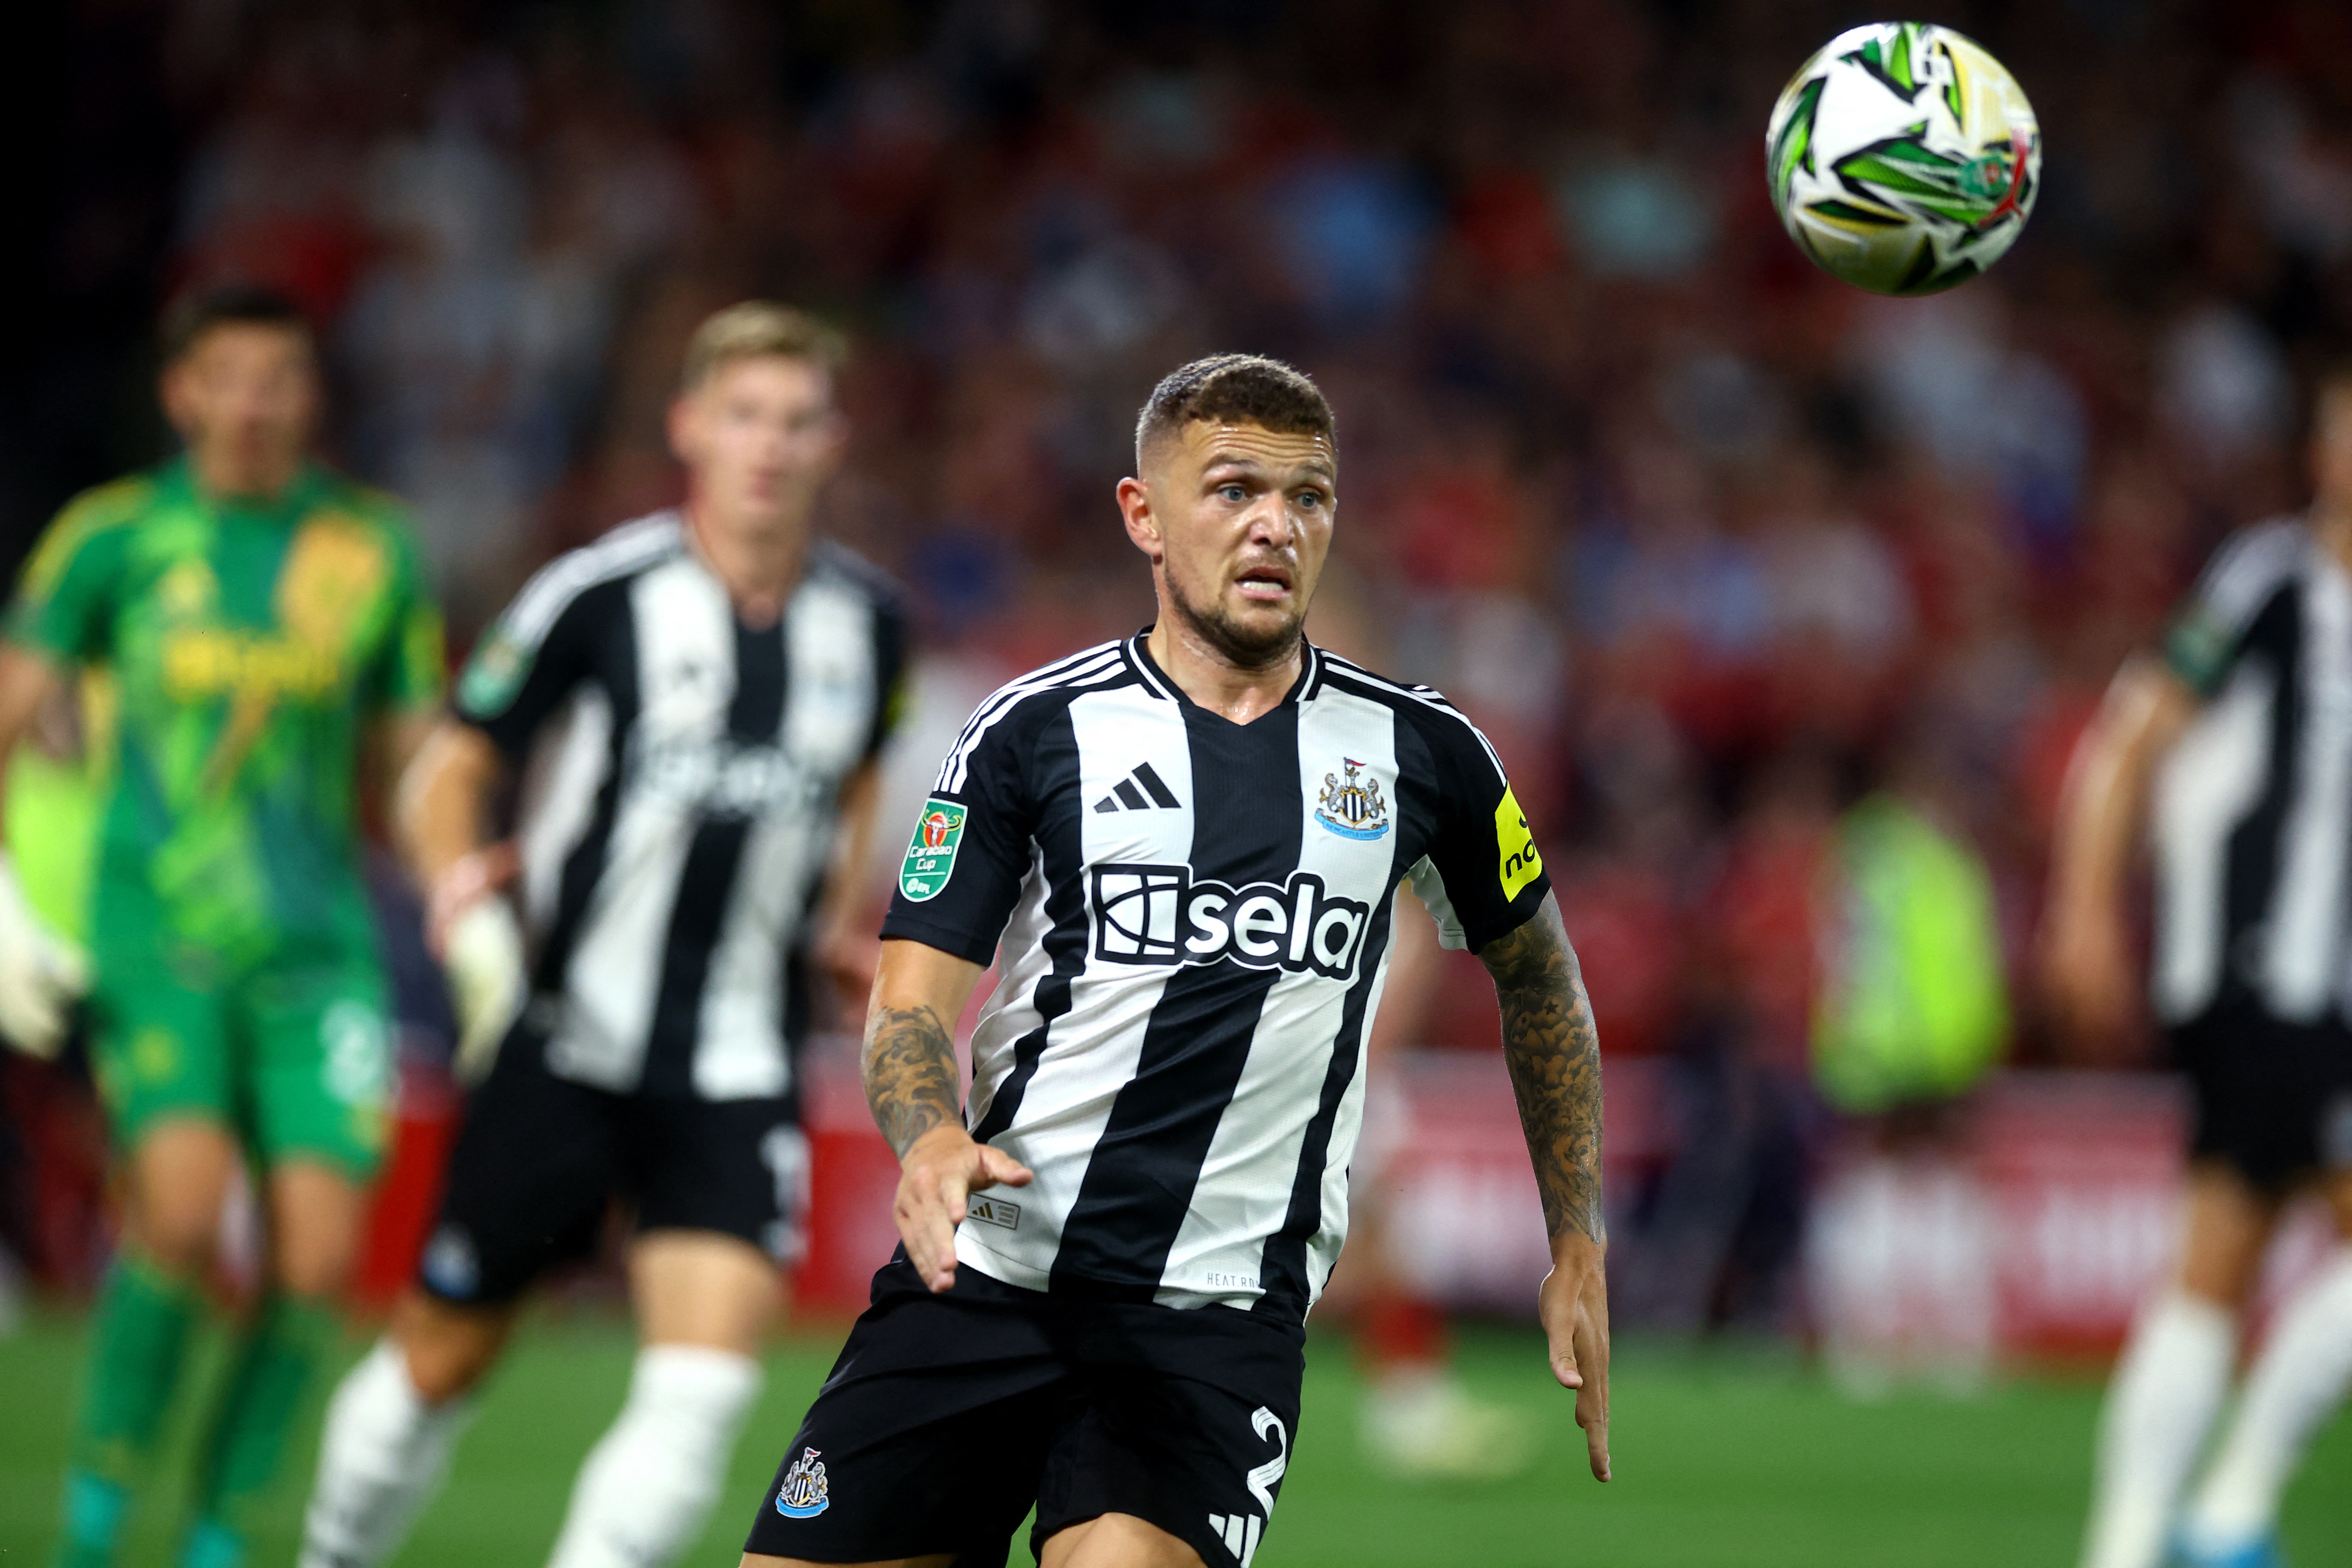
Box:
[298,302,906,1568]
[0,285,445,1568]
[2046,368,2352,1568]
[741,353,1610,1568]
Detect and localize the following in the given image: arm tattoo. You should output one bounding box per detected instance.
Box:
[1479,896,1606,1247]
[862,1003,962,1157]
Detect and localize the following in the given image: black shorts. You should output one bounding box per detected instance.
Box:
[742,1253,1304,1568]
[416,1020,808,1306]
[2171,1005,2352,1192]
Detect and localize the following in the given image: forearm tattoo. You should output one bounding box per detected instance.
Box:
[862,1003,963,1157]
[1480,898,1606,1247]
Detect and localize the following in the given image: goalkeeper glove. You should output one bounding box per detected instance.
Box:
[0,854,88,1059]
[442,896,525,1085]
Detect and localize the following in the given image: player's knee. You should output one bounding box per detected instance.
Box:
[391,1296,509,1404]
[272,1224,360,1299]
[124,1192,224,1281]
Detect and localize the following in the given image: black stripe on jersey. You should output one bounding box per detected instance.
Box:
[2222,585,2302,1009]
[1254,882,1394,1319]
[970,703,1094,1145]
[1049,704,1305,1300]
[642,616,787,1094]
[532,577,642,996]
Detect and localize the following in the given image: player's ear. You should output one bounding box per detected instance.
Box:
[665,393,699,468]
[1116,475,1163,564]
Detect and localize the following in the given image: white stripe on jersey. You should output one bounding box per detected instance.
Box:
[2268,563,2352,1018]
[2152,666,2272,1022]
[517,687,613,934]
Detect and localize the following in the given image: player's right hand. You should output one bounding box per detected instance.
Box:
[893,1123,1032,1293]
[0,855,88,1060]
[2038,900,2135,1049]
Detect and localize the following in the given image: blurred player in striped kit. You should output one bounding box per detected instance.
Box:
[298,303,905,1568]
[0,286,445,1568]
[2047,368,2352,1568]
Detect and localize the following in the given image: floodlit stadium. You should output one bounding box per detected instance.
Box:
[3,4,2352,1568]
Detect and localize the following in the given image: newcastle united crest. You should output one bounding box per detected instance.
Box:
[1315,758,1390,841]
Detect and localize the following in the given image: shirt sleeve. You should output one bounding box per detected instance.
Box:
[5,500,131,666]
[878,704,1039,965]
[2161,521,2301,698]
[358,525,447,716]
[451,572,602,762]
[1405,708,1553,953]
[864,591,912,764]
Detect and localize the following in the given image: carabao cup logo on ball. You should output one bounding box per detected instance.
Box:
[1766,21,2041,296]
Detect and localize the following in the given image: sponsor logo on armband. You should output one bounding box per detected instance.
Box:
[1495,787,1543,900]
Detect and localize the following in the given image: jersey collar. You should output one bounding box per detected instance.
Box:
[1125,629,1322,717]
[162,454,327,524]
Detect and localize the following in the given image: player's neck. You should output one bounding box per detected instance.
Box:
[2316,498,2352,577]
[187,448,302,506]
[684,499,808,629]
[1145,614,1303,726]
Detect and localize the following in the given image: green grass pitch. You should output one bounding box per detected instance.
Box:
[3,1312,2347,1566]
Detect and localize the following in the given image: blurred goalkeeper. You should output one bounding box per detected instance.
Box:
[2046,367,2352,1568]
[297,302,904,1568]
[0,286,444,1568]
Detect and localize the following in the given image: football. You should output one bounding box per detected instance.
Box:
[1765,22,2041,296]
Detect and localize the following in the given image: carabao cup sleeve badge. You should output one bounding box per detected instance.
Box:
[900,799,968,902]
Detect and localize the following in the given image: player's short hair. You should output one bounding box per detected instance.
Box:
[680,301,850,393]
[160,284,313,365]
[1134,354,1335,468]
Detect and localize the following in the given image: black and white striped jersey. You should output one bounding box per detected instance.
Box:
[880,632,1551,1324]
[453,511,907,1100]
[2152,516,2352,1027]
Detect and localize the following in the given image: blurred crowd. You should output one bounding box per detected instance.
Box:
[9,0,2352,1326]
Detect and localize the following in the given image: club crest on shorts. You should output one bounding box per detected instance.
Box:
[1314,758,1389,841]
[900,799,966,902]
[774,1446,830,1518]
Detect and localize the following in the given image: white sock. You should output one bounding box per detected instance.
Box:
[544,1345,764,1568]
[2082,1292,2237,1568]
[300,1340,472,1568]
[2184,1249,2352,1548]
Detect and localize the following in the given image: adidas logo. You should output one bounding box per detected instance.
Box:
[1206,1511,1262,1564]
[1093,761,1181,814]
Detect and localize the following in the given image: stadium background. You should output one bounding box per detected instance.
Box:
[2,0,2352,1562]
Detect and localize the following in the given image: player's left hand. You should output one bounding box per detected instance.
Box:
[1537,1234,1611,1481]
[816,929,882,1005]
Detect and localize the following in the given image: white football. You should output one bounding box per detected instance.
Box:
[1766,22,2041,296]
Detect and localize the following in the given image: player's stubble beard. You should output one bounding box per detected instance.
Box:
[1160,558,1308,673]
